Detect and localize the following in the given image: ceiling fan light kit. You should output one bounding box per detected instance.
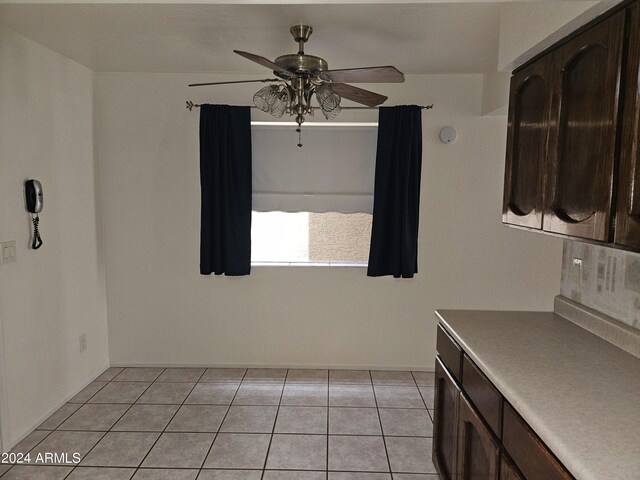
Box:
[189,25,407,146]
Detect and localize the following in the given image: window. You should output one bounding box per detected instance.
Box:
[251,211,372,266]
[251,123,377,213]
[250,122,377,266]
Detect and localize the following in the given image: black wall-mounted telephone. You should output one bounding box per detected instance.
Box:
[25,179,43,249]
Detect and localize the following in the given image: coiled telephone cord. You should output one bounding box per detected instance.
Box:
[32,214,43,250]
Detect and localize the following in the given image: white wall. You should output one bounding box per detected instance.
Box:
[96,72,563,370]
[0,26,109,447]
[481,68,510,116]
[498,1,603,71]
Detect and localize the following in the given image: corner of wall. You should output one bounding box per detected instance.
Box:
[0,25,110,448]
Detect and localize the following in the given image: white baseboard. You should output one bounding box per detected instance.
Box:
[108,362,435,372]
[6,363,109,451]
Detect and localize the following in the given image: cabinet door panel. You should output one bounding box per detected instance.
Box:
[433,356,460,480]
[616,3,640,248]
[456,394,499,480]
[544,11,625,241]
[503,56,552,229]
[501,454,525,480]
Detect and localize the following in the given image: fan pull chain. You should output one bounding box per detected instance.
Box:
[296,127,303,148]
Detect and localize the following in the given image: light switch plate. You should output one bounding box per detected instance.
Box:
[0,241,16,264]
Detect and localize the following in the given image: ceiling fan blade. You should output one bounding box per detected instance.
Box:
[189,78,278,87]
[320,66,404,84]
[234,50,292,77]
[331,83,388,107]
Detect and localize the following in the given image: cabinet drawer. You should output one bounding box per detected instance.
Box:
[503,403,573,480]
[436,324,463,382]
[462,354,502,438]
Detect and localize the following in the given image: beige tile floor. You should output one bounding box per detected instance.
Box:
[0,368,437,480]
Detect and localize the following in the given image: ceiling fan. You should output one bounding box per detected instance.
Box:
[189,25,405,135]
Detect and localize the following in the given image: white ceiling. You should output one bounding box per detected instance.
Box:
[0,3,506,73]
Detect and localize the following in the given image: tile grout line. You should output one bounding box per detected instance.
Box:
[259,369,288,480]
[68,379,109,405]
[1,368,433,479]
[1,368,124,478]
[412,371,435,423]
[197,368,248,475]
[370,370,393,477]
[326,369,330,480]
[62,367,167,479]
[5,428,53,463]
[132,367,206,478]
[413,371,436,423]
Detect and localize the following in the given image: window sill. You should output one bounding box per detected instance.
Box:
[251,261,367,268]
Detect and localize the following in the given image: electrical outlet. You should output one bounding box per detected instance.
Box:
[571,257,583,286]
[0,241,16,264]
[79,334,87,353]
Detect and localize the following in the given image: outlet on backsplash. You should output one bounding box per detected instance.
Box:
[79,333,87,353]
[571,258,583,287]
[561,240,640,330]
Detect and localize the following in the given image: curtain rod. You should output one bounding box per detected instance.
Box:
[185,101,434,111]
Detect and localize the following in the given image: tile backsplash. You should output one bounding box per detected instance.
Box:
[561,240,640,330]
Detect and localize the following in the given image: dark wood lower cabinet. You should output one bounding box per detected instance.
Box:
[502,403,572,480]
[433,323,575,480]
[456,394,500,480]
[433,356,460,480]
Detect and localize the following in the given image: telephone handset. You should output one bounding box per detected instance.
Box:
[25,179,43,249]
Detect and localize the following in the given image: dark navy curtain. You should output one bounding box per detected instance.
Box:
[367,105,423,278]
[199,104,252,276]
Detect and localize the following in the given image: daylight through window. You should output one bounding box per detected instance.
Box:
[251,211,372,266]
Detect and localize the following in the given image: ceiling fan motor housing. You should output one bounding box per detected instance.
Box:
[274,54,328,78]
[274,25,328,78]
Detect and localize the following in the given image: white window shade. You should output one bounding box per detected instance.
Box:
[251,124,378,213]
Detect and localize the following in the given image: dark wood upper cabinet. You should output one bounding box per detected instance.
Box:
[616,2,640,248]
[456,394,500,480]
[501,454,526,480]
[503,4,640,248]
[503,55,553,229]
[544,10,625,241]
[433,356,460,480]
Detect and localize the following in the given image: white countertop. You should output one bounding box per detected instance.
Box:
[436,309,640,480]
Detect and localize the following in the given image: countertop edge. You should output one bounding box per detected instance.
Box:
[434,308,640,480]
